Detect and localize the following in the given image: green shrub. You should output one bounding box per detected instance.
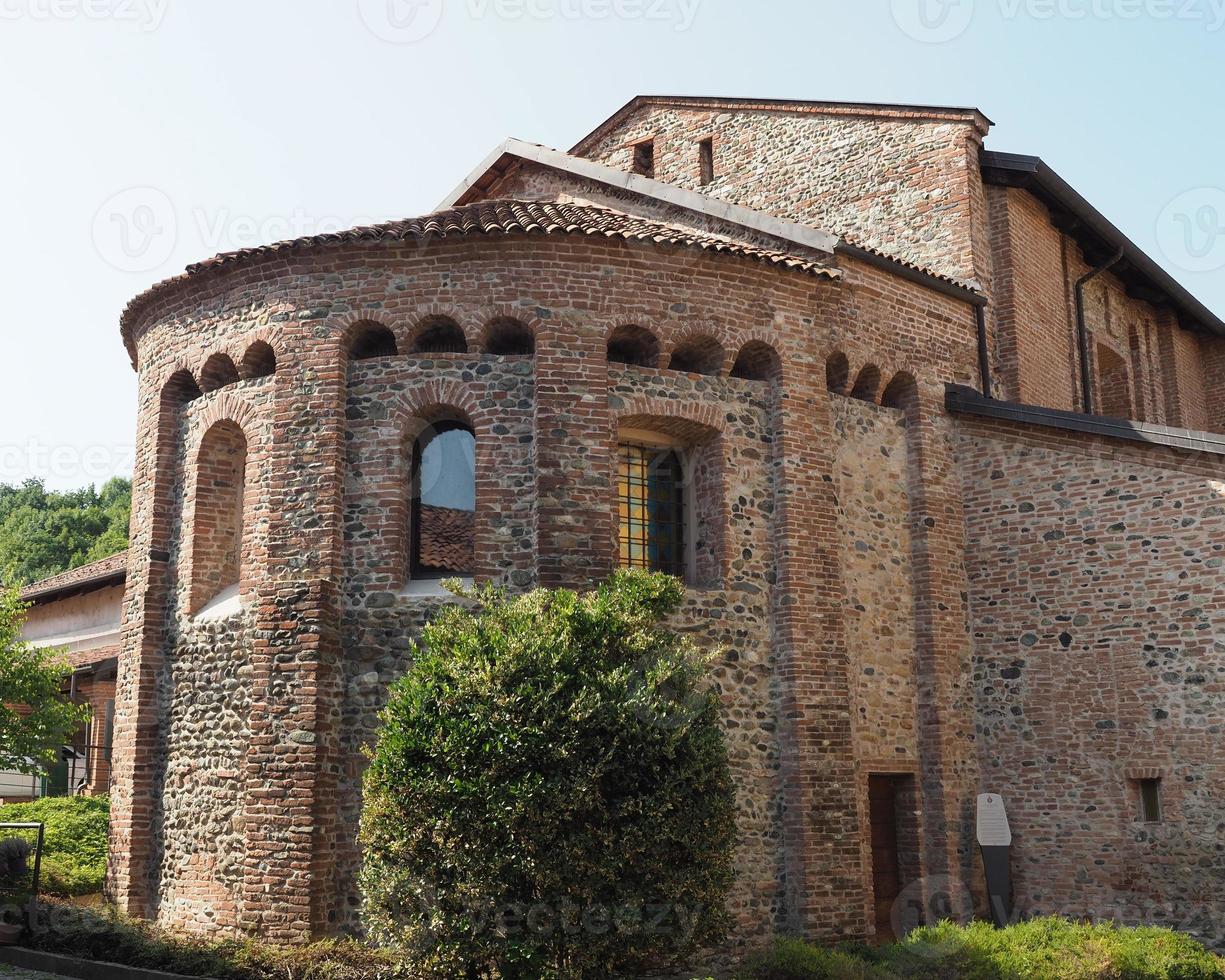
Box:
[359,571,737,980]
[0,796,109,895]
[26,899,397,980]
[738,919,1225,980]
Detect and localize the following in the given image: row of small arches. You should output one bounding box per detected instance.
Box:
[166,342,279,403]
[347,317,783,383]
[826,351,916,411]
[349,317,534,360]
[606,324,781,382]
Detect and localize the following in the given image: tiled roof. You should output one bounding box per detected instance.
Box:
[120,200,841,358]
[836,237,982,294]
[417,505,474,574]
[20,551,128,603]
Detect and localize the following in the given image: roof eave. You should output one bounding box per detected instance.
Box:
[982,151,1225,337]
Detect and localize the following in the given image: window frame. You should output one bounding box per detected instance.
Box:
[631,138,656,178]
[409,420,477,581]
[1137,778,1163,824]
[617,428,698,581]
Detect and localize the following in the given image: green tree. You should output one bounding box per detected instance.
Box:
[0,477,131,587]
[360,571,736,980]
[0,588,90,774]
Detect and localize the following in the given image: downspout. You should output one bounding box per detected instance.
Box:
[1075,247,1125,414]
[976,305,992,400]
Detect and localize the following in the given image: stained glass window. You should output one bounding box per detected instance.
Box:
[618,443,685,576]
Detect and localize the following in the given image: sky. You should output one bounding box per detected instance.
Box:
[1,0,1222,491]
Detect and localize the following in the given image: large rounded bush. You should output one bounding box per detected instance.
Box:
[359,571,737,979]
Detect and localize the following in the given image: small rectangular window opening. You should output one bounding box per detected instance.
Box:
[698,137,714,185]
[633,139,655,178]
[1139,778,1162,823]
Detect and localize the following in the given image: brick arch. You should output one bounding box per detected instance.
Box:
[474,308,544,356]
[615,395,726,439]
[605,322,664,368]
[386,379,485,436]
[404,306,476,354]
[338,315,400,359]
[664,328,730,376]
[730,339,783,382]
[199,352,240,393]
[190,392,261,446]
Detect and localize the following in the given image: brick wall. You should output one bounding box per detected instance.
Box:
[957,417,1225,947]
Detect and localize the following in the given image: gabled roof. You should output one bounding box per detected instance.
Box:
[441,138,840,255]
[570,95,994,156]
[21,551,128,605]
[442,139,983,306]
[981,152,1225,337]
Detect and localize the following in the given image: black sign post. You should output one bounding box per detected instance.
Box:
[976,794,1013,928]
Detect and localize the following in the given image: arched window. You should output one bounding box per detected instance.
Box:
[730,341,781,381]
[668,335,724,376]
[349,321,398,360]
[200,353,239,393]
[190,421,248,616]
[616,422,724,586]
[607,325,660,368]
[482,317,534,356]
[239,341,277,380]
[850,364,881,403]
[826,351,850,394]
[410,318,468,355]
[410,422,476,579]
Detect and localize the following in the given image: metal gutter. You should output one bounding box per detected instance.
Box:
[981,151,1225,337]
[946,384,1225,456]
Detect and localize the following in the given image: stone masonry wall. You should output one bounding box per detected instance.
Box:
[957,417,1225,949]
[832,395,919,767]
[574,98,988,284]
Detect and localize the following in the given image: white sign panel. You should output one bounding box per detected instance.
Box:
[977,793,1011,847]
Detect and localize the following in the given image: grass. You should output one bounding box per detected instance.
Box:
[737,918,1225,980]
[0,796,109,896]
[15,895,1225,980]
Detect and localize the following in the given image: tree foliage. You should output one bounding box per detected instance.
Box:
[359,571,737,980]
[0,478,131,587]
[0,588,90,773]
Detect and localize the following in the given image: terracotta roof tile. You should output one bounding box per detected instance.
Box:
[120,200,840,359]
[417,505,474,574]
[20,551,128,603]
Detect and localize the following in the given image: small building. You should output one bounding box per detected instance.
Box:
[0,553,126,801]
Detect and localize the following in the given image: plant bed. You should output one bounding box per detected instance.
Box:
[0,799,108,899]
[731,918,1225,980]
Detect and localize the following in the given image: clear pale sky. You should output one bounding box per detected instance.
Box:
[2,0,1221,490]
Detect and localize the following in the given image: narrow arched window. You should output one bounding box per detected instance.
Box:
[410,423,476,579]
[190,421,248,616]
[618,442,686,577]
